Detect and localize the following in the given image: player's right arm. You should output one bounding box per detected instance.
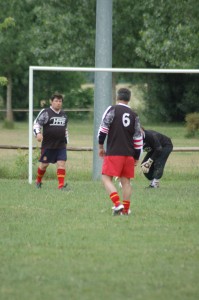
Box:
[97,106,114,156]
[33,109,49,142]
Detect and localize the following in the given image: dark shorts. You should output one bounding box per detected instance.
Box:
[102,156,135,178]
[39,148,67,164]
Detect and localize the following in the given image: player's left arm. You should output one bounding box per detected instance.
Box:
[65,128,69,144]
[148,133,162,161]
[140,132,162,173]
[133,116,143,161]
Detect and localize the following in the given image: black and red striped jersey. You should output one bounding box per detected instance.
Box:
[98,103,143,159]
[33,107,68,149]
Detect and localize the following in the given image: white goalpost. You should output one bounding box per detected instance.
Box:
[29,66,199,184]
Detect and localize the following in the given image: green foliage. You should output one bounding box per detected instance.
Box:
[179,75,199,115]
[141,74,199,122]
[15,147,40,176]
[30,0,96,66]
[0,77,8,86]
[0,0,96,122]
[112,0,145,68]
[185,112,199,137]
[0,17,15,30]
[65,87,94,119]
[32,72,93,120]
[136,0,199,68]
[135,0,199,122]
[1,0,199,124]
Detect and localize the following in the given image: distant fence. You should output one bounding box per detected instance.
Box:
[0,145,93,151]
[0,145,199,152]
[0,109,93,112]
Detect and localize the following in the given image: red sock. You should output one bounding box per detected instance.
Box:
[57,168,65,189]
[110,192,121,207]
[36,167,46,183]
[123,200,130,213]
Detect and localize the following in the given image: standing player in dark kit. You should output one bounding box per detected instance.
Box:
[98,88,143,215]
[141,128,173,188]
[33,93,69,190]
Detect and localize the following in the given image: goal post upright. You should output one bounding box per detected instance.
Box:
[28,66,199,184]
[28,66,33,184]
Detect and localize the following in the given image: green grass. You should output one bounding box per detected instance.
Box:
[0,121,199,300]
[0,176,199,300]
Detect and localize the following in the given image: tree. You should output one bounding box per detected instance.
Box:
[0,16,16,122]
[29,0,96,67]
[136,0,199,68]
[1,0,199,124]
[134,0,199,121]
[0,0,96,123]
[0,1,39,123]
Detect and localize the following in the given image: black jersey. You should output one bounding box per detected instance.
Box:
[98,103,143,159]
[143,130,173,161]
[33,107,68,149]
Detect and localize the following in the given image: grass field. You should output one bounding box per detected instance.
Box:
[0,121,199,300]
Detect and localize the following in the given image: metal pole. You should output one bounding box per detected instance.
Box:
[28,67,33,184]
[93,0,113,180]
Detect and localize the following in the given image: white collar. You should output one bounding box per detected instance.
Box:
[117,102,130,108]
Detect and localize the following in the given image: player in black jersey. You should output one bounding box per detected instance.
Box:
[98,88,143,215]
[33,93,69,190]
[141,128,173,188]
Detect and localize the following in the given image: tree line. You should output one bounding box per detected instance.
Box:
[0,0,199,124]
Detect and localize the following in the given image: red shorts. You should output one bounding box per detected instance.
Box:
[102,156,135,178]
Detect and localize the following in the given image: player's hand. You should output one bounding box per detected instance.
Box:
[36,133,43,142]
[141,158,153,173]
[99,148,106,158]
[134,160,139,166]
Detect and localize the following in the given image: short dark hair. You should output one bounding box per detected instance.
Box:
[117,88,131,102]
[51,93,63,101]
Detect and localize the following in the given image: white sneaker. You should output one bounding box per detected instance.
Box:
[121,209,131,215]
[150,180,159,188]
[150,183,159,188]
[112,204,124,216]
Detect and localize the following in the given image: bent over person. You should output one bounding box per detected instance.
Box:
[33,93,69,190]
[141,128,173,188]
[98,88,143,216]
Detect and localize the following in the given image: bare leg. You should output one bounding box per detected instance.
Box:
[101,174,116,194]
[120,177,132,200]
[57,160,66,170]
[39,162,49,171]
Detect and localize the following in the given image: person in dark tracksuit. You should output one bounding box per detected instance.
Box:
[141,128,173,188]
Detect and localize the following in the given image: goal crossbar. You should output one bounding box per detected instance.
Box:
[29,66,199,183]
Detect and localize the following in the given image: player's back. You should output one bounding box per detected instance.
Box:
[106,104,138,156]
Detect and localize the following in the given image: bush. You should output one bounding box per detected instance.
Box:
[185,112,199,137]
[65,87,94,120]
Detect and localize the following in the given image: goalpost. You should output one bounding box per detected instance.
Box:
[29,66,199,184]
